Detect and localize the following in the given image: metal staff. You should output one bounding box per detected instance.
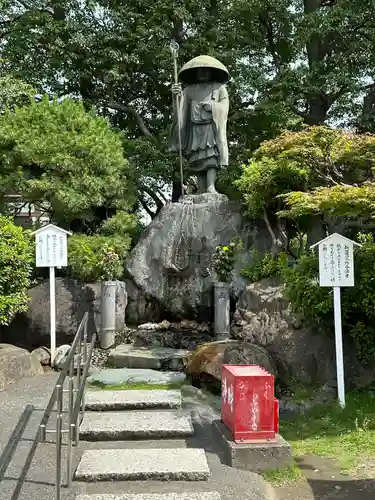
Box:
[170,40,184,198]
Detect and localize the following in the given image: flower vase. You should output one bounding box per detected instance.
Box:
[100,280,117,349]
[214,281,230,341]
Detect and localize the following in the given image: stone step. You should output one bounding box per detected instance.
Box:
[87,368,186,388]
[85,390,181,411]
[76,494,220,500]
[75,448,210,482]
[79,411,194,440]
[108,344,190,371]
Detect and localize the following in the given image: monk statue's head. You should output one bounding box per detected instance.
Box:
[196,67,212,83]
[178,55,230,85]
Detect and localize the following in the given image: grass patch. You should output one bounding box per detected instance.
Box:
[87,381,184,391]
[281,390,375,474]
[263,462,304,486]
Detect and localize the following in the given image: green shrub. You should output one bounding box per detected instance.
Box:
[280,234,375,365]
[281,251,332,326]
[67,234,131,282]
[0,217,33,324]
[98,212,138,237]
[242,249,286,282]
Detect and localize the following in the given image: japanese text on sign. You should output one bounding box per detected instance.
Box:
[222,377,234,412]
[318,235,355,287]
[35,227,68,268]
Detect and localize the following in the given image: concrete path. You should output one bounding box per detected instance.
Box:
[0,372,274,500]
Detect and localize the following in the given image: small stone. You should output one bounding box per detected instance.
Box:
[158,320,170,330]
[31,346,51,366]
[138,323,159,331]
[53,345,71,370]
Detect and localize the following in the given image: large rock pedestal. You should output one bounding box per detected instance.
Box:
[126,194,260,321]
[0,344,43,391]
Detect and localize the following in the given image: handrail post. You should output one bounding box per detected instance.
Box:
[55,384,63,500]
[75,346,82,446]
[34,313,93,498]
[81,318,88,421]
[66,357,75,488]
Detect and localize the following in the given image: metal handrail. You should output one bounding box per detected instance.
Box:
[37,312,97,500]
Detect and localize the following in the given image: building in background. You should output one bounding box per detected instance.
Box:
[4,195,50,228]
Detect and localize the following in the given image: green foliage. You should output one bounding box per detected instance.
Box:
[213,237,243,283]
[342,233,375,364]
[98,212,138,237]
[281,252,332,326]
[242,250,286,282]
[4,0,375,212]
[280,183,375,220]
[235,157,308,219]
[281,234,375,365]
[237,127,375,221]
[0,76,35,111]
[67,234,131,282]
[0,96,134,227]
[0,216,33,325]
[99,247,121,281]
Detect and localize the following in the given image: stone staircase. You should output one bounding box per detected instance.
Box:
[74,388,221,500]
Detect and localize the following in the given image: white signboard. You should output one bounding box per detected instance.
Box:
[32,224,72,362]
[311,233,361,408]
[315,234,355,287]
[34,224,70,268]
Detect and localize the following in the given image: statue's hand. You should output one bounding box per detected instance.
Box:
[171,83,182,96]
[201,102,212,112]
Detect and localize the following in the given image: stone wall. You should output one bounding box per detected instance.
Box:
[231,277,375,389]
[0,278,127,350]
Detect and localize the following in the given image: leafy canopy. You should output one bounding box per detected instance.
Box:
[0,96,134,228]
[237,127,375,256]
[0,217,33,325]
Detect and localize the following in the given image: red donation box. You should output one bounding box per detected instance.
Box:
[221,364,278,443]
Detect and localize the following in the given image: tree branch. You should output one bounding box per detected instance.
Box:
[258,12,282,73]
[140,184,164,212]
[105,101,154,140]
[287,102,319,125]
[338,220,375,231]
[138,194,155,219]
[263,209,283,256]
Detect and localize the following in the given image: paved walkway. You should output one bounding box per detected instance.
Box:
[0,372,274,500]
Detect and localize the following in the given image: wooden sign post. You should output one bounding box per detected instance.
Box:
[311,233,361,408]
[32,224,72,363]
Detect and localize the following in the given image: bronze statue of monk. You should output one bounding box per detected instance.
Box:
[169,55,230,195]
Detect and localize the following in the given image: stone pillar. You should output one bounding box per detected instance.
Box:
[214,282,230,340]
[115,281,127,332]
[100,281,117,349]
